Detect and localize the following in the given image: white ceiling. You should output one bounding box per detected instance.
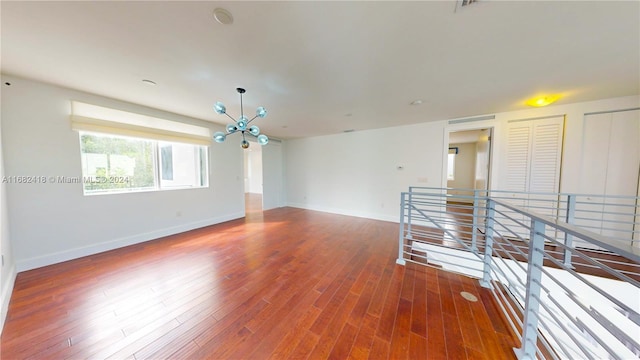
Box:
[2,1,638,139]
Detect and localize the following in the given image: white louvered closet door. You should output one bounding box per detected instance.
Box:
[505,116,564,194]
[504,116,565,240]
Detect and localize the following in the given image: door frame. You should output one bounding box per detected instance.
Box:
[443,126,494,195]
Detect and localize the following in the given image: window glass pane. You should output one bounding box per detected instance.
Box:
[79,132,209,195]
[160,145,174,180]
[158,142,208,189]
[80,133,156,193]
[447,153,456,180]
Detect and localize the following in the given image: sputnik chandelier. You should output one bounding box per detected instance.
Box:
[212,88,269,149]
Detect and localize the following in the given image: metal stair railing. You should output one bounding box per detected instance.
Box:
[397,187,640,360]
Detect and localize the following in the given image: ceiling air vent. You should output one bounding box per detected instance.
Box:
[455,0,479,12]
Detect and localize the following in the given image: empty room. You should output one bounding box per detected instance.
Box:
[1,1,639,359]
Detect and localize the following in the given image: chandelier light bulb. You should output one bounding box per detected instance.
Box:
[226,124,238,133]
[214,102,226,114]
[249,125,260,136]
[213,131,226,143]
[256,106,267,118]
[241,140,250,149]
[237,116,248,130]
[257,134,269,145]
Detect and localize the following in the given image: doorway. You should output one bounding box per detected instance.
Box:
[244,144,263,213]
[446,128,493,201]
[243,139,284,215]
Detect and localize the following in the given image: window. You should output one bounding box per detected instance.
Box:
[447,146,458,181]
[79,132,208,194]
[447,153,456,180]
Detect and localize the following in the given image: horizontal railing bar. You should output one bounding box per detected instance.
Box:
[407,187,640,201]
[574,200,639,207]
[565,292,637,357]
[575,318,623,360]
[539,253,640,320]
[534,235,640,288]
[487,246,529,290]
[488,280,525,337]
[590,306,640,355]
[409,205,479,254]
[546,295,598,360]
[402,187,640,360]
[528,302,564,360]
[494,199,640,262]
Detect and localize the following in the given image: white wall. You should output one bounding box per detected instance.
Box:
[262,141,284,210]
[285,121,445,222]
[248,148,263,194]
[0,89,16,334]
[447,142,476,193]
[285,95,640,222]
[0,75,246,272]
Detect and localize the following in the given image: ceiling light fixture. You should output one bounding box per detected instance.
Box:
[213,8,233,25]
[526,94,561,107]
[213,88,269,149]
[410,100,423,106]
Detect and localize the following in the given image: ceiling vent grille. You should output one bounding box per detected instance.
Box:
[455,0,479,12]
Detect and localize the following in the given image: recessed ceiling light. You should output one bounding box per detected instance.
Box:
[526,94,561,107]
[142,79,157,86]
[213,8,233,25]
[410,100,423,106]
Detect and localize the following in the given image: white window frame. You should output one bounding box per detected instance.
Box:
[447,147,458,181]
[79,131,209,195]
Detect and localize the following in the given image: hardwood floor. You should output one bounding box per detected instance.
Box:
[1,201,517,359]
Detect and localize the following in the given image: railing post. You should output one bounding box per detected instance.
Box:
[563,194,576,268]
[471,189,479,253]
[407,190,413,240]
[479,199,495,288]
[396,192,407,266]
[514,219,545,360]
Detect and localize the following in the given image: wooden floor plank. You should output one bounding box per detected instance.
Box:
[0,199,516,360]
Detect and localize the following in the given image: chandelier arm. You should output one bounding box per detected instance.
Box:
[247,115,259,124]
[224,113,237,123]
[239,92,244,120]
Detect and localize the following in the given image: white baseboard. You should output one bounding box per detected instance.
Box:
[16,212,245,272]
[286,202,398,223]
[0,264,17,335]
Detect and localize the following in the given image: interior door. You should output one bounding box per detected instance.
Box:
[474,129,492,228]
[474,129,491,193]
[503,116,565,240]
[575,109,640,249]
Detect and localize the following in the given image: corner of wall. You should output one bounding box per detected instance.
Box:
[0,263,16,335]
